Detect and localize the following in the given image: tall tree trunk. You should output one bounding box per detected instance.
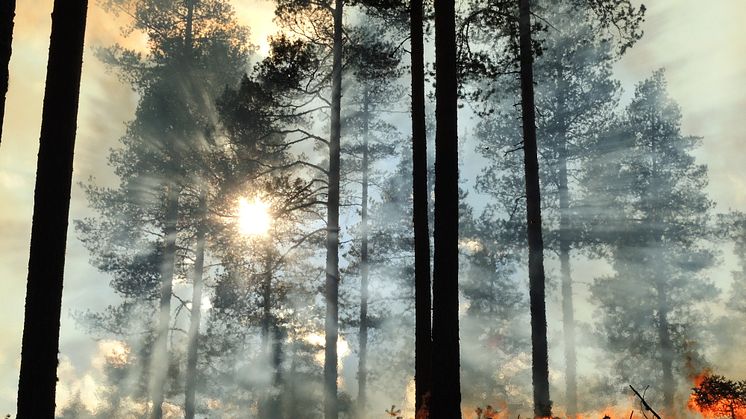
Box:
[558,154,577,419]
[324,0,343,415]
[645,127,675,414]
[656,281,675,413]
[151,2,192,415]
[150,181,179,419]
[259,246,274,419]
[288,344,300,418]
[261,249,273,354]
[269,325,284,418]
[518,0,552,416]
[556,78,577,418]
[410,0,432,412]
[357,88,370,416]
[16,0,88,416]
[430,0,461,415]
[0,0,14,145]
[185,191,206,419]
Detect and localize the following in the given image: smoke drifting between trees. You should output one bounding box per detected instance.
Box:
[6,0,746,418]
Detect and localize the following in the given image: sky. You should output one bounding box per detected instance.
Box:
[0,0,745,415]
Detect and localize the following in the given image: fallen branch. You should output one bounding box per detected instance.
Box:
[629,385,662,419]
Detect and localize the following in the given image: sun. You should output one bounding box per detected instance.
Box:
[237,197,271,236]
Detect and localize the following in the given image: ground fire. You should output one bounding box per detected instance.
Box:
[688,372,746,419]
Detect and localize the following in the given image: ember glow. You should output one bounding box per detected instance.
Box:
[238,197,271,236]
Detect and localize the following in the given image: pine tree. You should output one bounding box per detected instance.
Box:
[220,71,328,416]
[459,210,528,409]
[460,1,643,414]
[342,27,403,415]
[76,0,251,415]
[325,0,344,414]
[472,7,628,415]
[516,1,553,415]
[261,0,348,412]
[353,141,432,417]
[584,70,717,413]
[726,213,746,314]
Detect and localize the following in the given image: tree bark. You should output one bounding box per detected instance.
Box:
[518,0,552,416]
[184,191,206,419]
[0,0,14,145]
[430,0,461,415]
[150,181,179,419]
[410,0,432,412]
[357,88,370,416]
[16,0,88,416]
[324,0,344,415]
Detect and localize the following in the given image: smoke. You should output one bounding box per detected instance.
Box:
[3,0,746,418]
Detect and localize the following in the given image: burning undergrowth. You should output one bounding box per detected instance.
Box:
[688,371,746,419]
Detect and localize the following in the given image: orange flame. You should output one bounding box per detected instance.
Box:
[687,370,746,419]
[573,406,635,419]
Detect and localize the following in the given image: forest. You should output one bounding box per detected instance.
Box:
[1,0,745,418]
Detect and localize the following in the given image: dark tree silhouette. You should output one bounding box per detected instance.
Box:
[324,0,344,417]
[16,0,88,416]
[0,0,14,145]
[430,0,461,416]
[517,0,552,416]
[410,0,432,413]
[692,375,746,419]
